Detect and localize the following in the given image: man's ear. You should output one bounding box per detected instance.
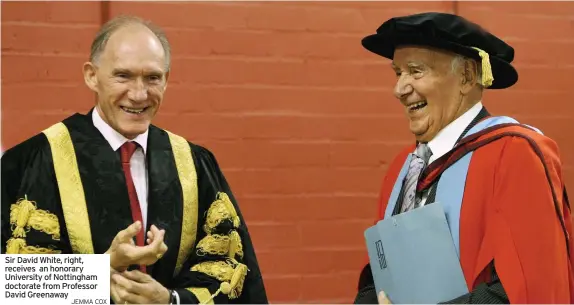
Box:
[460,59,478,94]
[163,71,170,92]
[83,62,98,93]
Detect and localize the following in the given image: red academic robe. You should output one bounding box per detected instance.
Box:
[376,124,574,303]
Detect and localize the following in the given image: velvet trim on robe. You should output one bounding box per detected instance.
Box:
[1,111,268,304]
[375,125,573,303]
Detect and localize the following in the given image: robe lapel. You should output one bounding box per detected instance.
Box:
[63,111,134,255]
[145,125,185,283]
[63,112,186,282]
[426,107,491,204]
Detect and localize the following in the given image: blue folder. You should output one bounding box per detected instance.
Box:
[364,203,469,304]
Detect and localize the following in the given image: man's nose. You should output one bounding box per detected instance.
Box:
[393,75,413,100]
[127,80,148,102]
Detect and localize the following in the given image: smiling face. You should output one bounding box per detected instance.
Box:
[83,24,169,139]
[391,46,474,143]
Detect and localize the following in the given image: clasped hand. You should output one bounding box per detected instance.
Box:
[105,221,167,271]
[107,221,170,304]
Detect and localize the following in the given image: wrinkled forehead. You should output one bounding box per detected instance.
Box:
[392,45,456,69]
[100,25,167,73]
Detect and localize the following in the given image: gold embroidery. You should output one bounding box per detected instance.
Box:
[167,131,199,276]
[43,123,94,254]
[196,262,248,300]
[191,261,234,282]
[196,230,244,259]
[10,197,35,237]
[6,238,61,254]
[193,191,248,301]
[186,287,215,305]
[197,235,228,256]
[225,262,248,299]
[204,192,241,234]
[228,230,242,259]
[10,196,60,240]
[26,209,60,240]
[217,262,248,299]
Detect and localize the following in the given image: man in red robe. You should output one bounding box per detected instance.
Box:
[353,12,573,304]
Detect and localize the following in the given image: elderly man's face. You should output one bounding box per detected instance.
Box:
[83,24,168,139]
[391,46,466,143]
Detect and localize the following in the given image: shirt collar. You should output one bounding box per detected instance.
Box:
[92,107,148,154]
[427,101,483,163]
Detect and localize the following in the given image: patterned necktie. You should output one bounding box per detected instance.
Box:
[400,143,432,213]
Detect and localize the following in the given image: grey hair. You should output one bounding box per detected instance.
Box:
[89,15,171,72]
[451,55,482,86]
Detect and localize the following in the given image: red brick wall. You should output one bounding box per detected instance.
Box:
[2,1,573,303]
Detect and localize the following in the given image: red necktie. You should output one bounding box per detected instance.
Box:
[120,141,146,273]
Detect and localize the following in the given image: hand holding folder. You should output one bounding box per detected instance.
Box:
[364,203,469,304]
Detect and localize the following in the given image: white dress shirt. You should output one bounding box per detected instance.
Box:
[419,101,484,206]
[92,108,149,229]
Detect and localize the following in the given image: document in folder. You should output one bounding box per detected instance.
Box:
[364,203,469,304]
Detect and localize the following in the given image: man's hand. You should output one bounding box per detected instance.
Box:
[110,267,122,304]
[378,291,392,304]
[111,270,171,304]
[146,225,162,245]
[106,221,168,271]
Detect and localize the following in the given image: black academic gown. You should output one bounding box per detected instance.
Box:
[1,110,268,304]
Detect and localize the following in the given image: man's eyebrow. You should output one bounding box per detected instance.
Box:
[111,68,165,75]
[406,62,427,69]
[111,68,131,74]
[391,62,427,69]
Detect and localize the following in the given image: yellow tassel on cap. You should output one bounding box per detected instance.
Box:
[471,47,494,88]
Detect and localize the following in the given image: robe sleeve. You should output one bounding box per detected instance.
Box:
[1,134,72,255]
[440,265,508,304]
[490,135,572,303]
[171,145,268,304]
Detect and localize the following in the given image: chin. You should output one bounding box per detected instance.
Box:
[410,118,435,142]
[413,134,425,143]
[415,130,439,143]
[411,128,430,142]
[118,125,149,139]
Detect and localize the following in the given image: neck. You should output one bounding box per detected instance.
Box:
[458,90,482,118]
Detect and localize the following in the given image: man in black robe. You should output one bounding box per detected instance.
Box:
[1,15,268,304]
